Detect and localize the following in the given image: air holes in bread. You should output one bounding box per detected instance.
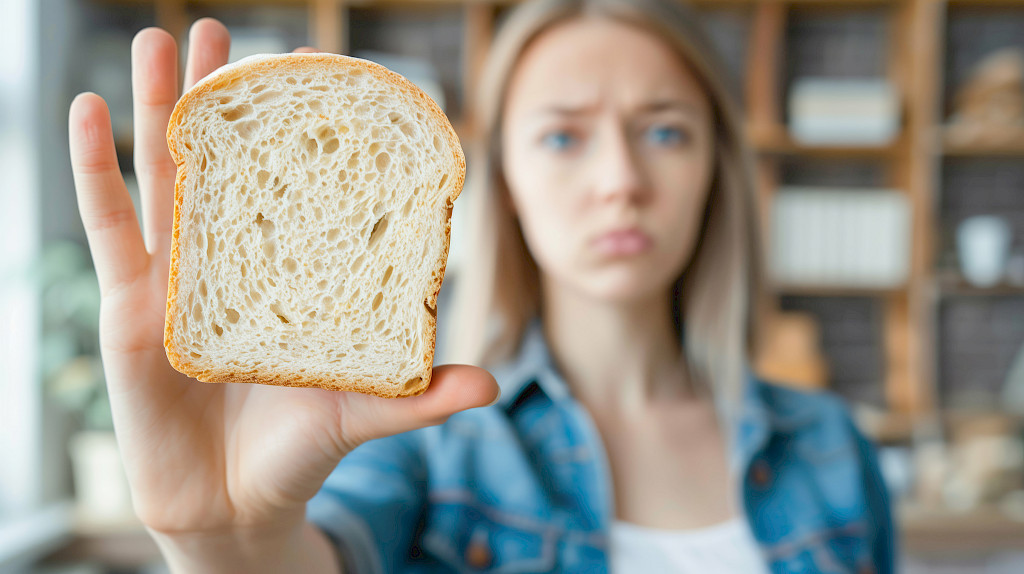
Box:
[375,152,390,172]
[236,120,259,140]
[256,213,274,237]
[381,265,394,286]
[438,173,449,190]
[214,324,223,336]
[303,136,318,155]
[368,213,390,248]
[403,377,422,393]
[270,303,290,324]
[284,257,298,273]
[222,105,253,122]
[226,308,240,324]
[353,343,368,352]
[372,292,384,311]
[252,90,282,105]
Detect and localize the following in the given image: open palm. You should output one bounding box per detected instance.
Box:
[68,18,498,536]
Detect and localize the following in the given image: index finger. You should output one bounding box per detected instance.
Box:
[69,93,150,296]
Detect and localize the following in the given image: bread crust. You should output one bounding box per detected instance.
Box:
[164,54,466,398]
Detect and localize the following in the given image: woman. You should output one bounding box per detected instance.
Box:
[67,0,893,572]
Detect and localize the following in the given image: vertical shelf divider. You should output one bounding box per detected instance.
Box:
[310,0,345,55]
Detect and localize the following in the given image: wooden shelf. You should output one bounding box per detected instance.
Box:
[946,0,1024,6]
[774,282,906,298]
[943,127,1024,157]
[748,124,905,159]
[901,504,1024,556]
[935,270,1024,297]
[856,408,1024,442]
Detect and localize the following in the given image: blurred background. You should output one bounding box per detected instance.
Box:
[3,0,1024,572]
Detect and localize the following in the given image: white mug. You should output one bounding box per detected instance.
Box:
[957,215,1013,288]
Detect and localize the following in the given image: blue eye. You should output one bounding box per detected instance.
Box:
[646,125,687,146]
[541,131,578,151]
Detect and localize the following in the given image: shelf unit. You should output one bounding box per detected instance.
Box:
[81,0,1024,430]
[72,0,1024,548]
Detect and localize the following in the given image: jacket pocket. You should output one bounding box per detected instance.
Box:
[421,495,559,573]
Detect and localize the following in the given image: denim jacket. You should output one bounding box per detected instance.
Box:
[308,322,895,573]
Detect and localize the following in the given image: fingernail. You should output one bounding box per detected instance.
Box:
[484,387,502,408]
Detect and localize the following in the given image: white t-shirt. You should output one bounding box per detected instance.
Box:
[609,516,770,574]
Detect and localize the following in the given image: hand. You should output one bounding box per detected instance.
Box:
[68,18,499,537]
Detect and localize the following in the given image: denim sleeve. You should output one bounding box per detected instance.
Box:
[306,430,427,574]
[847,415,897,574]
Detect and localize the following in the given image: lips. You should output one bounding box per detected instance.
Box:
[591,228,654,257]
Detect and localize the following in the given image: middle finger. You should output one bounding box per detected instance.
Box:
[131,27,180,256]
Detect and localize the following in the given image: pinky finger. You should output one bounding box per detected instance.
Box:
[69,93,149,296]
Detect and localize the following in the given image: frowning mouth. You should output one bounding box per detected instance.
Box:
[590,228,653,257]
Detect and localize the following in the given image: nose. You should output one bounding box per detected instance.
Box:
[592,123,647,205]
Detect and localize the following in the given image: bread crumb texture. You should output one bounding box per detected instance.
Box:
[164,54,465,398]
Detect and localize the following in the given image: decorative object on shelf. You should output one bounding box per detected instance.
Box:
[943,415,1023,512]
[753,310,828,390]
[946,48,1024,147]
[354,50,446,113]
[69,431,138,530]
[227,28,288,63]
[770,187,911,288]
[956,215,1013,288]
[787,78,900,145]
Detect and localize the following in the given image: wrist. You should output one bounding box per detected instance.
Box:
[147,512,340,574]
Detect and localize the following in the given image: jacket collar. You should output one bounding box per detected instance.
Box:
[490,319,572,408]
[488,319,775,463]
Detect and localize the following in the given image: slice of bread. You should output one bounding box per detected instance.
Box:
[163,54,465,398]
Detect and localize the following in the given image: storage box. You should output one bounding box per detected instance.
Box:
[788,78,901,145]
[770,187,911,288]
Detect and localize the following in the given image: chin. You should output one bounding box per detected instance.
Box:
[576,266,676,305]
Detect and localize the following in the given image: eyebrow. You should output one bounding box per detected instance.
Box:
[638,99,702,116]
[532,99,702,118]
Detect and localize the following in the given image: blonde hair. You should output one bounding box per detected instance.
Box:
[446,0,767,414]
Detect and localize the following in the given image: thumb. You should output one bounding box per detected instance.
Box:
[336,365,501,448]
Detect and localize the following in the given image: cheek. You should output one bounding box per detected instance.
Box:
[504,157,579,270]
[649,156,714,261]
[511,191,577,270]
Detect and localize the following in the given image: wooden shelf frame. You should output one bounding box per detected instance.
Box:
[93,0,1024,428]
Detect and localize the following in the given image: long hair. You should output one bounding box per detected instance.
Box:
[446,0,767,416]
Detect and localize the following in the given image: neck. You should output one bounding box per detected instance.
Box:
[540,277,696,413]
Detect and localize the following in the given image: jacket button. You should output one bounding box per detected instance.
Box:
[466,540,492,570]
[750,459,772,487]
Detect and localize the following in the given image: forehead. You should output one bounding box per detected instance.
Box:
[507,17,710,113]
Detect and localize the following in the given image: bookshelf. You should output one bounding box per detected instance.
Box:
[80,0,1024,439]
